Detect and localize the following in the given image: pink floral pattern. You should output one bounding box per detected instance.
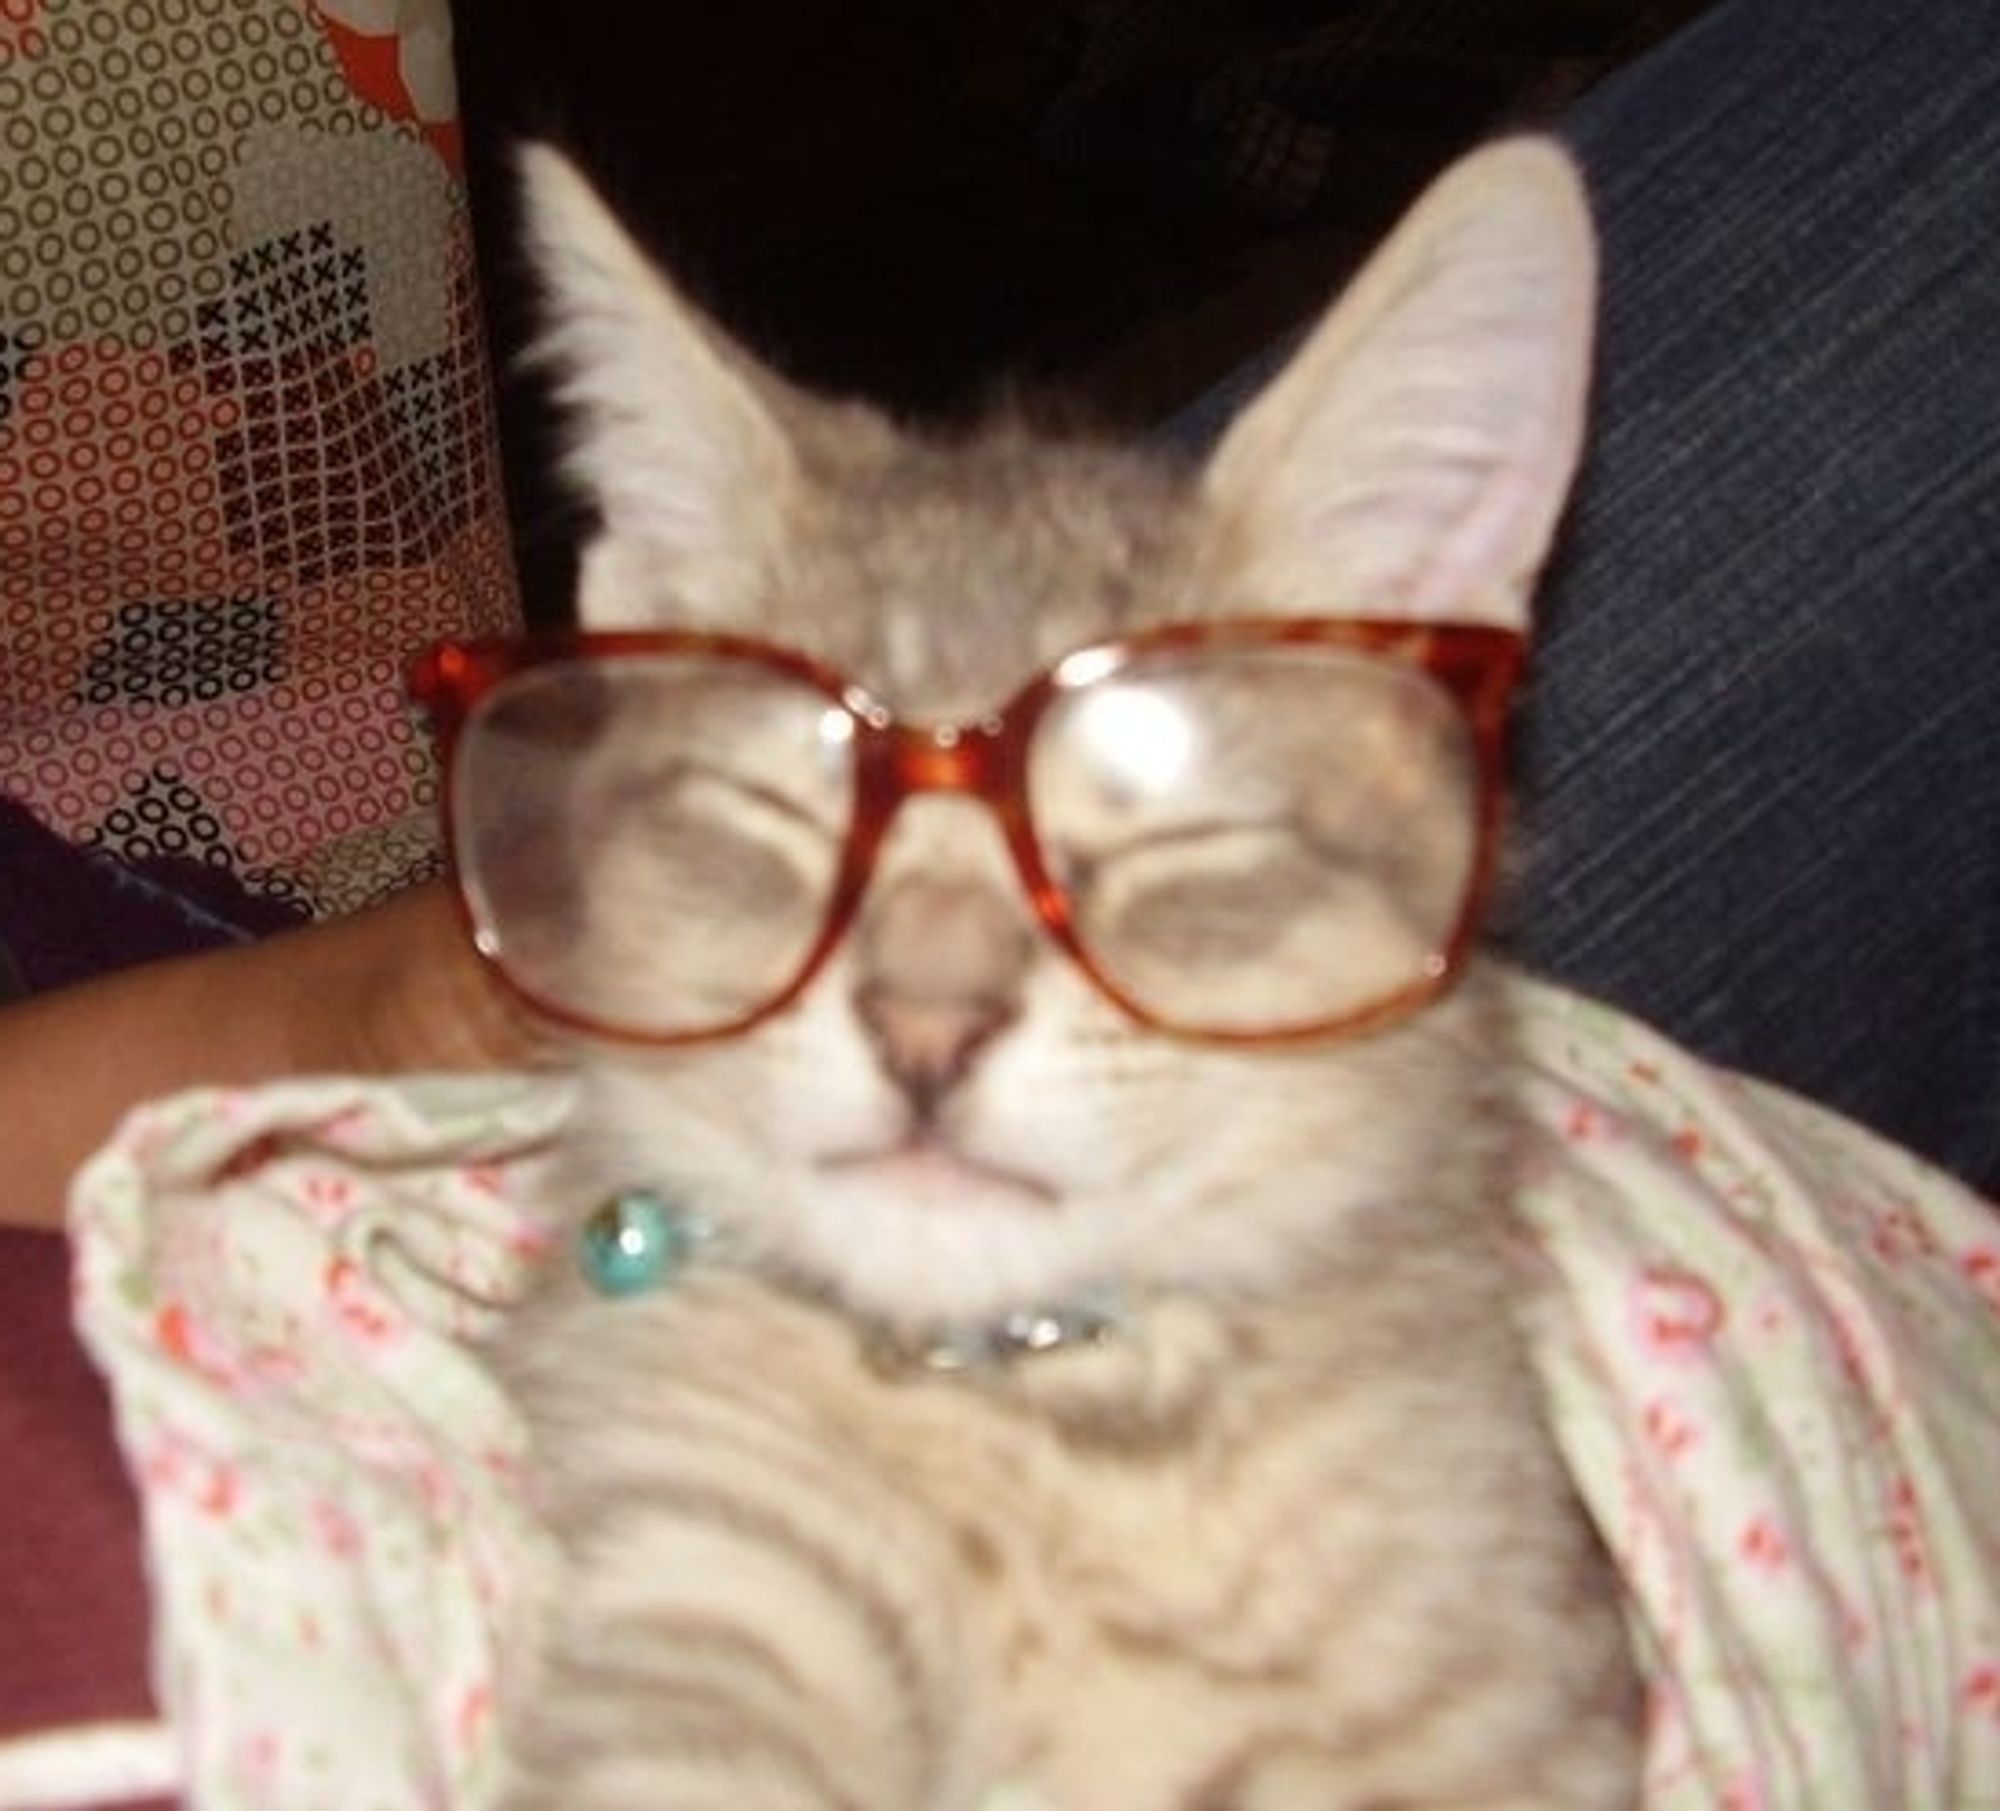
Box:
[1516,979,2000,1808]
[70,1074,569,1810]
[65,976,2000,1810]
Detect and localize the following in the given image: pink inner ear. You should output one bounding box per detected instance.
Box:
[1399,449,1572,632]
[1198,138,1597,637]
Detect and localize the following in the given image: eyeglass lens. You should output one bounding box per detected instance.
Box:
[1031,645,1477,1032]
[454,653,857,1034]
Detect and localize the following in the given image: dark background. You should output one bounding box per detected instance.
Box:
[449,0,1712,617]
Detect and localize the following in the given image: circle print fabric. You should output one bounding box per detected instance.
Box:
[0,0,519,913]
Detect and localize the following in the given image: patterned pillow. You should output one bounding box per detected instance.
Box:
[0,0,519,919]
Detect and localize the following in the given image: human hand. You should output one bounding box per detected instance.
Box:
[0,877,548,1232]
[333,879,549,1077]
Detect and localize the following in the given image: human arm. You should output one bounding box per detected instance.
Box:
[0,881,540,1233]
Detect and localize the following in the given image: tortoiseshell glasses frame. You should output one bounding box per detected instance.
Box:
[409,616,1525,1047]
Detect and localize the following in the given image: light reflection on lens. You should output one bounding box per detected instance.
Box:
[1066,682,1197,797]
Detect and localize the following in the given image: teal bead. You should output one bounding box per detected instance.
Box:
[577,1190,691,1298]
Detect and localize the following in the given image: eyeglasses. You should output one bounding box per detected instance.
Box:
[409,617,1522,1046]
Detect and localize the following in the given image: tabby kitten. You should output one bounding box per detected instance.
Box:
[485,137,1640,1811]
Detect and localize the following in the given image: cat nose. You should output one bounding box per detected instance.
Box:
[852,870,1030,1113]
[854,987,1016,1116]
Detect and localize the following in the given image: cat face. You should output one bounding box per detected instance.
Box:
[516,139,1596,1333]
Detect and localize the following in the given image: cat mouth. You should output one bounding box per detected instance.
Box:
[816,1135,1060,1209]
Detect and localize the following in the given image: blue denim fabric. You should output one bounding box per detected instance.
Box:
[1516,0,2000,1191]
[1170,0,2000,1191]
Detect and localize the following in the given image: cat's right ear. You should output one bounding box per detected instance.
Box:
[517,144,798,629]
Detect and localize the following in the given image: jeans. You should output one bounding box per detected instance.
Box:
[1515,0,2000,1192]
[1174,0,2000,1192]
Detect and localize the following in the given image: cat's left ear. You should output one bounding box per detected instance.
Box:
[518,144,805,629]
[1200,137,1596,631]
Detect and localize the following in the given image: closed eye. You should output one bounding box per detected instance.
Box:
[1069,821,1354,960]
[1060,816,1372,890]
[578,760,844,920]
[602,758,845,844]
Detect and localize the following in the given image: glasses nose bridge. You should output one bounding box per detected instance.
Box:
[877,715,1016,826]
[889,717,1001,793]
[847,715,1027,900]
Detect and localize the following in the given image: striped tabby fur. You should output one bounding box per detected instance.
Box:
[493,137,1641,1810]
